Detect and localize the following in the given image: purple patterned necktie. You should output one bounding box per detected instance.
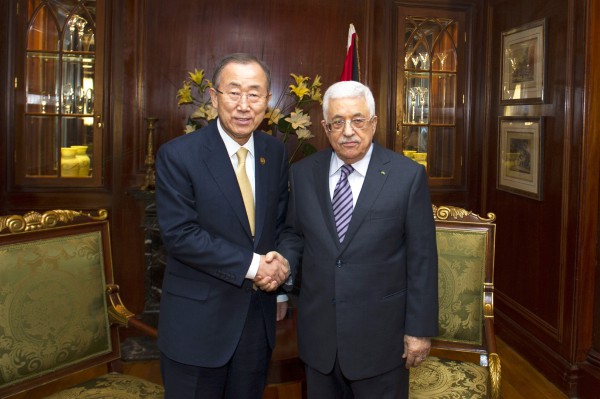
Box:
[332,164,354,243]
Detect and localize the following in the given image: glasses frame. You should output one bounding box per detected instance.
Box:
[214,88,268,104]
[325,116,375,133]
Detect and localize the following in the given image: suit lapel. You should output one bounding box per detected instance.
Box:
[253,134,268,245]
[340,143,391,252]
[202,126,253,239]
[312,149,341,249]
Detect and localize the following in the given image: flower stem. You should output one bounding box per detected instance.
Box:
[289,141,304,164]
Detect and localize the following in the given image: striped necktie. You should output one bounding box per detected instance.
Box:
[332,164,354,243]
[236,147,255,236]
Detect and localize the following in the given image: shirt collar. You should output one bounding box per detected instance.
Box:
[217,118,255,157]
[329,143,373,177]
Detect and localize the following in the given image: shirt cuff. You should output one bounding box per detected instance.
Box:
[245,253,261,279]
[277,294,289,302]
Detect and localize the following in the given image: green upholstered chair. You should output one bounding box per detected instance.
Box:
[409,205,501,399]
[0,210,163,399]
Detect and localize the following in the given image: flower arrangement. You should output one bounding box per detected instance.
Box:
[177,69,323,163]
[176,68,218,133]
[264,73,322,162]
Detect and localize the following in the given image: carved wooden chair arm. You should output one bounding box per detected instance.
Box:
[106,283,158,339]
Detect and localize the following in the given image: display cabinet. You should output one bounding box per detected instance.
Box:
[14,0,104,187]
[396,7,466,187]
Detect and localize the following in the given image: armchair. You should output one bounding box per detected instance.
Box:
[409,205,501,399]
[0,209,163,398]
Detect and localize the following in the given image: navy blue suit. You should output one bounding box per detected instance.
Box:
[155,120,288,396]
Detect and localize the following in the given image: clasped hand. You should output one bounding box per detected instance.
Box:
[254,251,290,292]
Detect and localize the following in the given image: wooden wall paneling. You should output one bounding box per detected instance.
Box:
[0,0,12,212]
[578,0,600,396]
[108,0,148,316]
[484,0,590,396]
[138,0,369,153]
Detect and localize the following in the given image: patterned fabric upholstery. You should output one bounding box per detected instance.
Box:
[436,228,487,345]
[0,232,112,389]
[43,373,164,398]
[410,206,498,398]
[409,356,489,398]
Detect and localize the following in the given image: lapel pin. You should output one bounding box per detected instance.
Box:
[260,157,266,165]
[380,170,386,175]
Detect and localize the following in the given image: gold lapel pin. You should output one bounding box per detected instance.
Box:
[380,170,386,175]
[260,157,266,165]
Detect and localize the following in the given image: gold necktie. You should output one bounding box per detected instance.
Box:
[236,147,255,236]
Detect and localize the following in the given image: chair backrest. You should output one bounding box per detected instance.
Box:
[0,209,119,397]
[432,205,497,354]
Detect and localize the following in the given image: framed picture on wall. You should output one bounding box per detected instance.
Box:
[500,19,546,103]
[497,117,544,200]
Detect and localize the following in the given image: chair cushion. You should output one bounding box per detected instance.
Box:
[43,373,164,398]
[409,356,489,399]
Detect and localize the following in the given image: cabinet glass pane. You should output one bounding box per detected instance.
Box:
[27,3,59,51]
[429,126,455,178]
[399,15,459,180]
[24,115,59,177]
[430,73,455,124]
[20,0,99,184]
[26,52,60,113]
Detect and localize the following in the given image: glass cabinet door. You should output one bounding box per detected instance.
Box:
[396,8,465,187]
[15,0,104,186]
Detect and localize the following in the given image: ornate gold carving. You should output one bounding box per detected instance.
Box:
[433,205,496,223]
[489,352,502,399]
[0,209,108,233]
[141,117,158,191]
[106,283,135,327]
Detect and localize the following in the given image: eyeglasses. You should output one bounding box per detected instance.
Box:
[214,88,268,104]
[326,117,374,132]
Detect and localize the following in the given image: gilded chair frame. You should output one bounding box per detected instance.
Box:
[0,209,158,398]
[409,205,500,399]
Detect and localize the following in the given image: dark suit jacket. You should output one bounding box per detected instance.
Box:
[278,142,438,380]
[155,120,288,367]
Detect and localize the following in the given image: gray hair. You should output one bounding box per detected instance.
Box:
[212,53,272,92]
[322,81,376,121]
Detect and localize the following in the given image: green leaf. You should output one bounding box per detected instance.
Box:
[276,118,293,133]
[302,142,317,157]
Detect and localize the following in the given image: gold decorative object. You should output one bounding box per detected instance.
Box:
[489,352,502,399]
[141,117,158,191]
[106,284,136,327]
[0,209,107,233]
[432,205,496,222]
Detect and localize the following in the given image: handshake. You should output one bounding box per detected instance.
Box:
[254,251,290,292]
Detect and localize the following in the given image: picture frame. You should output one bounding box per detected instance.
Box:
[500,19,546,103]
[497,117,543,200]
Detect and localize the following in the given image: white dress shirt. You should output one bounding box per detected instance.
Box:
[217,120,260,280]
[329,143,374,205]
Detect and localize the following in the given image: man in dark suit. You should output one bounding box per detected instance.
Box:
[155,53,291,399]
[278,80,438,399]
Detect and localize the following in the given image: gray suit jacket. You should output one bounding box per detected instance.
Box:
[278,142,438,380]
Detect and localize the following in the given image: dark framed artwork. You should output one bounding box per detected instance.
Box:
[497,117,544,200]
[500,19,546,103]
